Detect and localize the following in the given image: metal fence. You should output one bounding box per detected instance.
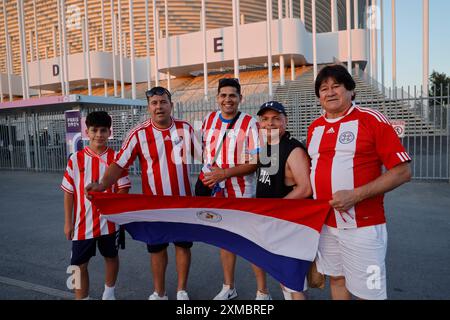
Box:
[0,111,66,172]
[0,93,449,182]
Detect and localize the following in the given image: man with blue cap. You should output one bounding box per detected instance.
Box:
[255,101,313,300]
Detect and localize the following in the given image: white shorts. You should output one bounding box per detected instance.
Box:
[316,224,388,300]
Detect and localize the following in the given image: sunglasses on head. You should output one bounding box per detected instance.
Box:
[145,87,172,100]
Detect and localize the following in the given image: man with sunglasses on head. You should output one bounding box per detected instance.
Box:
[86,86,197,300]
[198,78,261,300]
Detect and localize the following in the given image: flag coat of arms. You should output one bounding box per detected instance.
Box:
[91,193,331,292]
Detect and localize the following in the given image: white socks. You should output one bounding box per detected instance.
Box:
[102,284,116,300]
[282,288,292,300]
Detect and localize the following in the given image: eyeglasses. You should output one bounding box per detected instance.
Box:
[145,87,172,100]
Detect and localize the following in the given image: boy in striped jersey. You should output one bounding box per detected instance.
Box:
[307,65,411,300]
[62,111,131,300]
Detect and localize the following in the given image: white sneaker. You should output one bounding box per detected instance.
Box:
[177,290,190,300]
[102,285,116,300]
[213,284,238,300]
[148,292,168,300]
[255,290,272,300]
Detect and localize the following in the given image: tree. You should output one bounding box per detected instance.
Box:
[429,71,450,104]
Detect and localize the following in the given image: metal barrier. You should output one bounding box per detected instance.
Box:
[0,92,449,182]
[0,111,66,172]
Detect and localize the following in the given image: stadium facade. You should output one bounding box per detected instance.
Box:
[1,1,446,182]
[0,0,373,100]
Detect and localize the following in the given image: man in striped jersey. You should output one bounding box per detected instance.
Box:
[86,87,197,300]
[198,78,260,300]
[62,111,131,300]
[307,65,412,300]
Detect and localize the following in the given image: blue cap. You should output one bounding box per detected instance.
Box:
[257,101,287,116]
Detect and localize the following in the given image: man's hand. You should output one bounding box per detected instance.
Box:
[203,167,227,188]
[329,163,411,213]
[329,189,361,213]
[84,163,125,199]
[64,223,74,241]
[85,182,106,199]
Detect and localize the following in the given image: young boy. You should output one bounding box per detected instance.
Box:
[61,111,131,300]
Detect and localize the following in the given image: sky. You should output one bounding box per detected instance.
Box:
[378,0,450,90]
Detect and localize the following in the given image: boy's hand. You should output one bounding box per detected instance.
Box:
[64,223,74,240]
[85,182,106,199]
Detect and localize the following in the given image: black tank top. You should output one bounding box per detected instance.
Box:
[256,131,306,198]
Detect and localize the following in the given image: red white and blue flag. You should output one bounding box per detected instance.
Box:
[90,193,331,292]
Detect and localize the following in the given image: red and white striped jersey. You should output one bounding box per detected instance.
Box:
[115,118,195,196]
[307,106,411,229]
[201,111,259,198]
[61,146,131,241]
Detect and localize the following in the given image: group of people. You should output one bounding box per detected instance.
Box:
[62,64,412,300]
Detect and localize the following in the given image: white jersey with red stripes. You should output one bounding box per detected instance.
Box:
[307,105,411,229]
[61,146,131,241]
[115,118,195,196]
[201,111,259,198]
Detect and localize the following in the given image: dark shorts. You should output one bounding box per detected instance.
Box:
[146,242,193,253]
[71,232,119,266]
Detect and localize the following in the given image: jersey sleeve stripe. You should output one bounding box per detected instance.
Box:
[357,107,384,123]
[61,185,74,194]
[204,112,214,132]
[115,134,139,169]
[369,108,391,124]
[371,109,391,123]
[63,170,74,185]
[403,152,412,161]
[113,150,131,189]
[357,107,390,124]
[404,152,411,161]
[397,152,406,162]
[121,120,150,150]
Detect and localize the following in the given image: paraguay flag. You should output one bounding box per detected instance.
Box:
[90,193,331,292]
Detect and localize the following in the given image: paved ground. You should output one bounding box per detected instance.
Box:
[0,170,449,300]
